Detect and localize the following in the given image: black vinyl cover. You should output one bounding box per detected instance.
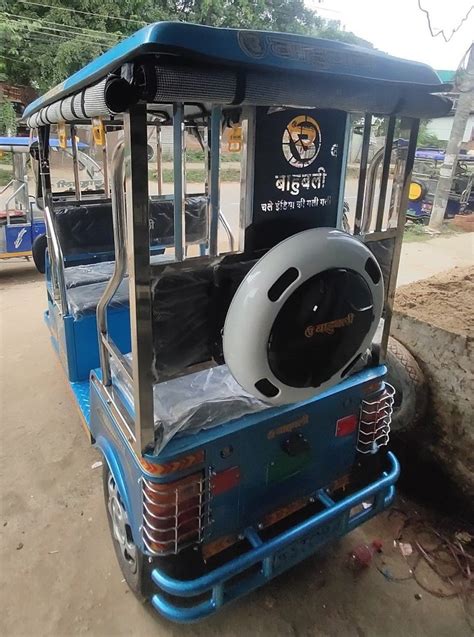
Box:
[151,256,256,380]
[54,196,208,255]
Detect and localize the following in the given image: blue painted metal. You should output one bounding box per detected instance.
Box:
[23,22,446,120]
[70,379,91,425]
[45,288,130,382]
[144,364,386,465]
[0,136,88,149]
[149,452,399,622]
[5,224,32,253]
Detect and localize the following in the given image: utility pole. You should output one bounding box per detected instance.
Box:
[428,44,474,232]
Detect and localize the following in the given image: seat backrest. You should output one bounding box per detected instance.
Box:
[54,196,208,257]
[151,256,256,380]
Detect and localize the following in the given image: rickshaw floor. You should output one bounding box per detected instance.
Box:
[0,260,471,637]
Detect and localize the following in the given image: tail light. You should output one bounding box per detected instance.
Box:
[357,383,395,454]
[142,472,210,555]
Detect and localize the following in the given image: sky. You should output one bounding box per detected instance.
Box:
[308,0,473,71]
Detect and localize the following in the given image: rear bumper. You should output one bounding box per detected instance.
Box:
[151,451,400,622]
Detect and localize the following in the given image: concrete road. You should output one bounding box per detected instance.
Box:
[0,233,472,637]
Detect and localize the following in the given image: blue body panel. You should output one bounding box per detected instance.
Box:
[2,219,45,256]
[45,293,130,382]
[84,364,398,622]
[0,136,87,149]
[23,22,446,120]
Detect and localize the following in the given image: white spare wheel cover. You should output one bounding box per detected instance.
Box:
[223,228,384,406]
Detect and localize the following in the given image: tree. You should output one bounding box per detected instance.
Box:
[0,99,16,134]
[0,0,371,92]
[428,44,474,232]
[417,120,443,149]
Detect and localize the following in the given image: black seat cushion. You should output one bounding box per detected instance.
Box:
[55,196,208,256]
[66,254,256,382]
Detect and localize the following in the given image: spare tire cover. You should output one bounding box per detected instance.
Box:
[223,228,384,405]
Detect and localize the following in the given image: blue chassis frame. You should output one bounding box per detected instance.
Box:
[81,363,399,623]
[151,452,399,622]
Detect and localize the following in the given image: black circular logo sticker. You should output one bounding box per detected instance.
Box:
[282,115,322,168]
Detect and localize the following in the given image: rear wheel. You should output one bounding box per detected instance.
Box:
[386,336,427,433]
[103,464,148,600]
[32,234,47,273]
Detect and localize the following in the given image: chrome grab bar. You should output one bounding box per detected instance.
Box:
[0,179,14,195]
[43,204,68,315]
[96,140,132,387]
[361,146,384,234]
[218,210,235,252]
[5,182,27,212]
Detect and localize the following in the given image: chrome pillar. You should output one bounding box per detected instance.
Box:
[354,113,372,236]
[37,125,68,315]
[172,103,186,261]
[156,124,163,196]
[102,133,109,197]
[375,116,396,232]
[124,105,155,454]
[70,124,82,201]
[208,107,221,257]
[379,118,420,360]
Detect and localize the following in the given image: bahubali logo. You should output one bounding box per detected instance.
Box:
[305,313,354,338]
[282,115,321,168]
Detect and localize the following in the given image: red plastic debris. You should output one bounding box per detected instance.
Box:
[348,539,383,569]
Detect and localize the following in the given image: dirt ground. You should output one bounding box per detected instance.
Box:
[395,265,474,337]
[0,233,473,637]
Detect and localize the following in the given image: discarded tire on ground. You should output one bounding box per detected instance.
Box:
[385,336,427,433]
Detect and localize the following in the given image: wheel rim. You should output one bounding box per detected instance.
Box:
[107,474,137,573]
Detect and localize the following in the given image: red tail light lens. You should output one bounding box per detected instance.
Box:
[142,472,209,555]
[335,414,358,437]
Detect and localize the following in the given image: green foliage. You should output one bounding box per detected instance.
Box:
[151,166,241,182]
[0,100,17,134]
[417,120,445,149]
[0,167,12,186]
[0,0,371,92]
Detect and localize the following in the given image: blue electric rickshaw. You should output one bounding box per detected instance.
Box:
[24,22,451,622]
[407,149,474,222]
[0,137,45,262]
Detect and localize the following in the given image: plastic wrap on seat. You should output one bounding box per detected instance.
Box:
[68,278,129,319]
[55,203,114,255]
[111,357,270,454]
[64,261,116,288]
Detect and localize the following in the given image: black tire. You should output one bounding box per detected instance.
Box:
[386,336,427,433]
[32,234,47,274]
[102,463,148,600]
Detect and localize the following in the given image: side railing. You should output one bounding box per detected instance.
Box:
[96,140,132,388]
[95,104,226,456]
[352,115,420,362]
[43,204,68,315]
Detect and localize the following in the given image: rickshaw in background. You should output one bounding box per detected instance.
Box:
[407,148,474,222]
[0,134,103,268]
[24,22,451,622]
[0,136,45,262]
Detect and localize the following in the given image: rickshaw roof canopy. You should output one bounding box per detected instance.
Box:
[23,21,452,126]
